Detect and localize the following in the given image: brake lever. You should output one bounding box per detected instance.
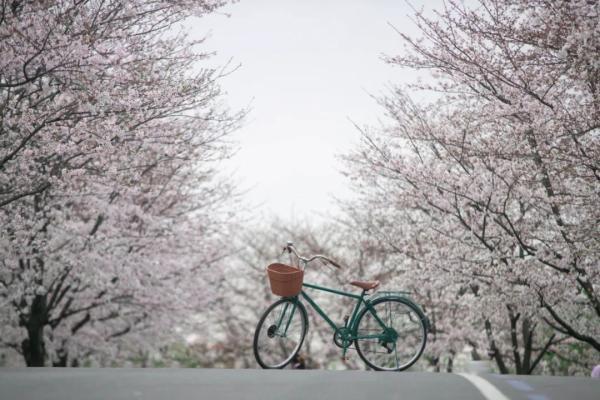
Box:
[327,258,343,269]
[320,258,342,271]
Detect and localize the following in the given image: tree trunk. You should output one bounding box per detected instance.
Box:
[53,349,68,367]
[485,318,509,374]
[432,356,440,372]
[21,295,48,367]
[446,353,454,373]
[521,318,533,374]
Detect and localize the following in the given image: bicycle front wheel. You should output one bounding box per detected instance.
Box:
[253,298,308,369]
[355,297,427,371]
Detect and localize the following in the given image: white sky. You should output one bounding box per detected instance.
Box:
[193,0,436,221]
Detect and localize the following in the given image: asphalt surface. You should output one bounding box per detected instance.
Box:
[0,368,598,400]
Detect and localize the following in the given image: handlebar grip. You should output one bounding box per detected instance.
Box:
[327,258,342,269]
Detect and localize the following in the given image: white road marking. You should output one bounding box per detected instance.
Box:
[457,373,511,400]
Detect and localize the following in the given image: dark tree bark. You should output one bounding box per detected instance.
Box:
[21,294,48,366]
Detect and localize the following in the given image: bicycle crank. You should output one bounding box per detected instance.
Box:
[333,327,351,348]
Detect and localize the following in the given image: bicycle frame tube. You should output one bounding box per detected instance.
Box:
[302,283,363,300]
[300,283,367,333]
[355,300,390,334]
[300,290,338,331]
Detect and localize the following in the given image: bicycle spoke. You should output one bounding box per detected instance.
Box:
[360,349,397,355]
[254,299,306,369]
[355,298,426,371]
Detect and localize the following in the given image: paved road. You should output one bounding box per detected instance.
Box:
[0,368,598,400]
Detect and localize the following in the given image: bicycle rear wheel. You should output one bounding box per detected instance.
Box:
[355,297,427,371]
[253,298,308,369]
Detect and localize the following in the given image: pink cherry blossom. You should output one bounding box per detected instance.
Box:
[344,0,599,374]
[0,0,241,366]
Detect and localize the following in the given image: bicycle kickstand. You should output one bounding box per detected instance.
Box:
[341,344,350,362]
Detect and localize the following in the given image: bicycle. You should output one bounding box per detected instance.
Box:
[253,242,430,371]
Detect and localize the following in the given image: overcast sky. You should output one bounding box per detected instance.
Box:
[193,0,435,222]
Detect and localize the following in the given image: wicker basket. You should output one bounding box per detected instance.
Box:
[266,263,304,297]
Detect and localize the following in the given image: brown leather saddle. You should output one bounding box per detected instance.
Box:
[349,280,380,291]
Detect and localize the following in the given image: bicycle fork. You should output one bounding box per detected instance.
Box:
[275,298,299,337]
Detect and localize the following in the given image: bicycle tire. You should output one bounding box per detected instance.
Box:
[253,297,308,369]
[354,297,427,371]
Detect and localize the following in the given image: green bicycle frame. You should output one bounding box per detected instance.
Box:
[301,283,388,335]
[275,281,392,357]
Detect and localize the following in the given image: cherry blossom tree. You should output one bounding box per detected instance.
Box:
[344,0,599,374]
[0,0,241,366]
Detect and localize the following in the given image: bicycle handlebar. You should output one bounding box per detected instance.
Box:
[283,242,342,269]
